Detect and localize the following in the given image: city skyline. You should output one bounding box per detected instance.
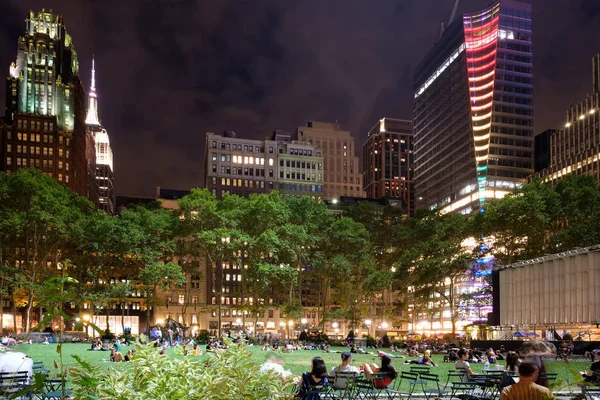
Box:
[0,0,599,196]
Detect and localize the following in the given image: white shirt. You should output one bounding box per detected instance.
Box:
[330,364,360,389]
[456,360,471,381]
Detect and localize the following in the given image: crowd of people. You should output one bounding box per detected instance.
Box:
[257,339,600,399]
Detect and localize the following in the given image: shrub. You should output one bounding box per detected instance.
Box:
[363,335,377,348]
[382,334,390,348]
[70,338,294,399]
[101,329,115,341]
[196,329,210,343]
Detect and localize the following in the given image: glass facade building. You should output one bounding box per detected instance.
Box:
[413,0,533,214]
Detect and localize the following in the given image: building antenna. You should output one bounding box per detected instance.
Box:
[440,0,460,38]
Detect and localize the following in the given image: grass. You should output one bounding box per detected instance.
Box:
[13,343,591,393]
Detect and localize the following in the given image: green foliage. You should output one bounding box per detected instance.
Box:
[382,334,390,348]
[196,329,210,342]
[69,339,293,400]
[362,334,376,348]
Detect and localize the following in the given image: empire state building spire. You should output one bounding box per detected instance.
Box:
[85,56,100,126]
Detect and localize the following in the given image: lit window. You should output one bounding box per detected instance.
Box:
[178,295,184,305]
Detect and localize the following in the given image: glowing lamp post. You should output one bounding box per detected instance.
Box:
[364,319,372,337]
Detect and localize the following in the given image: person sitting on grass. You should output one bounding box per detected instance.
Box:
[124,349,135,362]
[260,356,293,383]
[362,354,397,389]
[110,348,123,362]
[296,356,328,399]
[404,348,437,366]
[487,350,498,364]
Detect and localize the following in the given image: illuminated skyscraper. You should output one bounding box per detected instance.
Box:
[413,0,534,214]
[538,54,600,184]
[1,10,90,197]
[85,57,115,214]
[363,118,414,216]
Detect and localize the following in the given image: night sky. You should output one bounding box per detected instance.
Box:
[1,0,599,197]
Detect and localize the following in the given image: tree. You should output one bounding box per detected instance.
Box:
[0,169,92,331]
[139,262,186,325]
[396,211,473,336]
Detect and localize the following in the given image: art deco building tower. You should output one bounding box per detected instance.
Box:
[85,57,115,214]
[413,0,534,214]
[1,10,89,198]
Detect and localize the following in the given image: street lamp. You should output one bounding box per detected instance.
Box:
[301,318,307,325]
[382,321,388,329]
[364,319,372,337]
[332,322,339,329]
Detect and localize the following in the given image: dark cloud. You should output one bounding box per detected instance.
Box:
[0,0,599,196]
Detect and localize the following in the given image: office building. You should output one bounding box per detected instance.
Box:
[0,10,91,198]
[85,57,115,214]
[295,121,363,200]
[534,129,555,173]
[363,118,414,216]
[539,54,600,184]
[413,0,534,214]
[204,130,324,200]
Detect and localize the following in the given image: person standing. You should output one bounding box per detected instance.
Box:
[499,361,553,400]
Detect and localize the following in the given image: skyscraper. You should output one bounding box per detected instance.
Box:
[539,54,600,184]
[295,121,364,201]
[85,57,115,214]
[363,118,414,216]
[1,10,90,198]
[413,0,534,214]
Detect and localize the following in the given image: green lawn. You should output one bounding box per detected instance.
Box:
[14,343,591,393]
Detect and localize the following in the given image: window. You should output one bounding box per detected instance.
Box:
[6,144,11,152]
[269,146,273,153]
[178,295,185,305]
[212,152,217,161]
[212,141,217,148]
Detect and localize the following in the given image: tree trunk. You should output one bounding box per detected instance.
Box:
[217,260,222,338]
[121,303,125,334]
[145,290,152,332]
[11,292,17,334]
[25,292,34,332]
[105,301,110,331]
[450,277,456,337]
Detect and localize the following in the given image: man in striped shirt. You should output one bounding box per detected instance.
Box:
[500,361,553,400]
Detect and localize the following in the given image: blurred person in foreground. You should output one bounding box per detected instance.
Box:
[500,361,553,400]
[519,341,555,388]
